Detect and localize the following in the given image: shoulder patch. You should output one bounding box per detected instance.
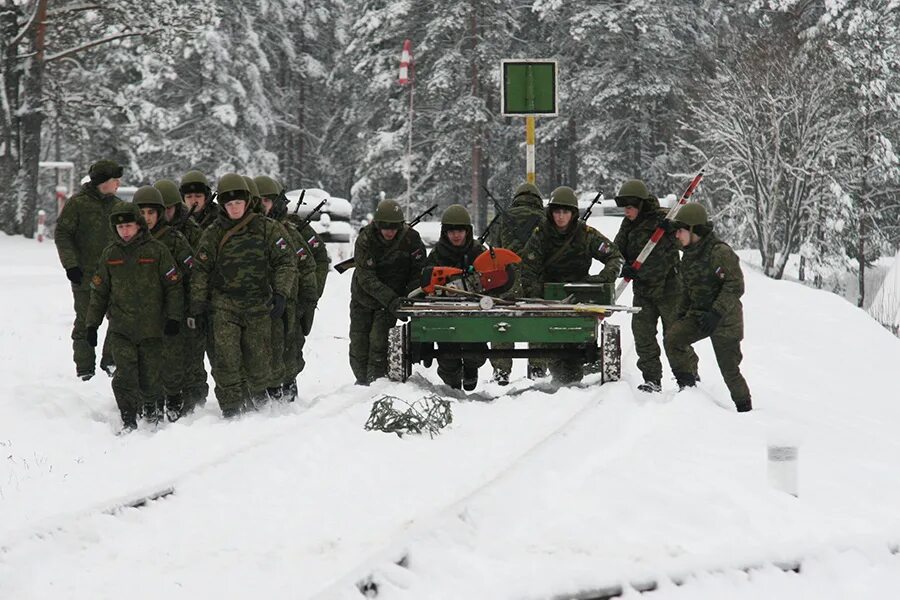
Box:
[714,266,726,280]
[307,235,321,248]
[598,241,609,254]
[275,237,288,250]
[411,248,424,260]
[296,246,308,259]
[197,250,209,262]
[165,267,180,283]
[183,255,194,269]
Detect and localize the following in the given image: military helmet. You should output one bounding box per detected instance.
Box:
[673,202,708,228]
[153,179,182,208]
[513,182,542,200]
[132,185,165,209]
[254,175,283,198]
[109,201,141,226]
[180,170,211,196]
[374,199,405,224]
[441,204,472,226]
[548,186,579,210]
[242,176,261,201]
[614,179,653,208]
[217,173,250,203]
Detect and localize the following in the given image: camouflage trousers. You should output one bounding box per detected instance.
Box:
[109,332,163,421]
[633,291,699,383]
[349,300,396,384]
[284,301,312,383]
[666,317,751,404]
[161,325,187,397]
[182,320,209,409]
[437,343,487,388]
[270,300,296,387]
[210,308,273,413]
[71,286,113,376]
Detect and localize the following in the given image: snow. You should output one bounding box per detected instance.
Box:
[2,230,900,599]
[869,248,900,332]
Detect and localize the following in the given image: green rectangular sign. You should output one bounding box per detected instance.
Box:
[501,60,558,117]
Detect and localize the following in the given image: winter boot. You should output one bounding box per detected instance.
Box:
[77,368,95,381]
[492,368,510,386]
[282,380,298,403]
[165,394,184,423]
[118,410,138,435]
[221,405,242,419]
[637,380,662,393]
[142,403,161,426]
[527,365,547,380]
[266,386,284,402]
[101,364,116,378]
[734,398,753,413]
[463,367,479,391]
[673,372,697,391]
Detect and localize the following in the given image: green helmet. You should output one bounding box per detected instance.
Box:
[242,176,261,201]
[153,179,182,208]
[441,204,472,226]
[548,186,579,209]
[374,199,405,224]
[254,175,283,198]
[513,182,542,200]
[180,170,211,196]
[616,179,652,200]
[132,185,165,209]
[217,173,250,203]
[674,202,708,227]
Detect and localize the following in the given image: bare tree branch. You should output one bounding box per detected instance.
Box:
[45,30,160,63]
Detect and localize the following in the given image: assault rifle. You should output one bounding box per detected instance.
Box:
[296,198,328,232]
[291,189,306,215]
[580,191,603,222]
[334,203,439,274]
[177,203,197,232]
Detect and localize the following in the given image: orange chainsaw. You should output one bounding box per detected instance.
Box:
[413,248,521,297]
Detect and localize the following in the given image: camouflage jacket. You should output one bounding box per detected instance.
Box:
[184,201,220,249]
[489,193,543,255]
[678,232,744,338]
[151,222,195,305]
[351,223,426,309]
[614,206,681,299]
[87,228,184,341]
[520,218,624,297]
[425,233,486,270]
[54,184,125,283]
[299,223,329,299]
[190,212,296,315]
[281,219,319,306]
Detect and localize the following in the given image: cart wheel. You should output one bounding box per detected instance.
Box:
[388,323,411,382]
[600,321,621,383]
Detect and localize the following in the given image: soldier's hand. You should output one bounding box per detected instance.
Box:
[269,293,287,320]
[65,266,84,286]
[387,297,409,322]
[164,319,180,336]
[300,305,316,336]
[86,326,98,347]
[620,264,639,280]
[697,310,722,334]
[659,220,676,235]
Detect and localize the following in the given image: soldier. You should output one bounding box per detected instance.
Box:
[520,186,624,384]
[425,204,489,390]
[155,179,192,230]
[55,159,126,380]
[140,182,196,419]
[188,174,296,418]
[613,179,699,393]
[286,198,329,302]
[179,170,218,250]
[349,198,426,385]
[488,181,546,384]
[255,176,318,402]
[665,203,753,412]
[85,201,184,432]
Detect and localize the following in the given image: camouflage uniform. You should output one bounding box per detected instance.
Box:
[86,203,184,428]
[667,229,752,410]
[350,220,426,384]
[425,206,489,390]
[190,187,296,417]
[488,183,545,378]
[55,178,125,378]
[614,193,699,387]
[520,189,624,384]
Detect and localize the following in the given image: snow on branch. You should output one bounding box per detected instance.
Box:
[45,30,160,63]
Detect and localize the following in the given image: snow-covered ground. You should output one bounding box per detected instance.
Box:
[1,230,899,600]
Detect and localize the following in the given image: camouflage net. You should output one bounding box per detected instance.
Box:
[364,393,453,438]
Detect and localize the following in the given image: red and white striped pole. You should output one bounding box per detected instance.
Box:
[399,39,414,219]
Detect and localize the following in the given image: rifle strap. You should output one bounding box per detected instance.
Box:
[152,224,170,241]
[542,225,579,269]
[218,213,256,254]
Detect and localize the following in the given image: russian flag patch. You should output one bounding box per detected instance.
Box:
[275,237,287,250]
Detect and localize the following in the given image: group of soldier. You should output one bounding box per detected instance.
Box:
[350,180,753,413]
[55,160,328,432]
[55,160,752,433]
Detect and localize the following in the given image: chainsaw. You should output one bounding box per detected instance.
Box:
[410,248,522,298]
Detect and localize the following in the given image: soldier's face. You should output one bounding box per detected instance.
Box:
[446,228,467,247]
[261,198,273,216]
[140,207,158,229]
[380,228,398,241]
[224,199,247,220]
[97,178,121,196]
[116,222,139,242]
[185,193,206,211]
[624,206,640,221]
[551,208,573,230]
[674,228,693,247]
[165,206,177,223]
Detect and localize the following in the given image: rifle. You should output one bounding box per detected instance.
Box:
[478,212,501,245]
[580,191,603,222]
[613,168,706,300]
[177,203,197,232]
[296,198,328,232]
[334,203,438,275]
[292,189,306,215]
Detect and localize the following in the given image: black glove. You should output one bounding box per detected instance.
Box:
[659,220,676,235]
[387,297,409,322]
[269,293,286,319]
[697,310,722,335]
[164,319,180,336]
[300,305,316,336]
[86,326,98,347]
[66,267,84,285]
[620,264,639,280]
